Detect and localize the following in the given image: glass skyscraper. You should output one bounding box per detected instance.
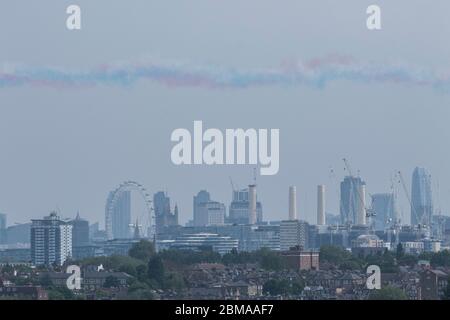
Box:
[153,191,178,233]
[193,190,211,226]
[340,176,366,226]
[411,167,433,226]
[108,190,131,239]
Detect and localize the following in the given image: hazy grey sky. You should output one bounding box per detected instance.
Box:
[1,1,450,227]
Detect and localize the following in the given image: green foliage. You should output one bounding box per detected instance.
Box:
[0,264,14,274]
[442,276,450,300]
[320,245,352,265]
[103,275,121,288]
[430,250,450,268]
[320,245,363,270]
[163,272,186,291]
[80,255,145,271]
[158,248,221,267]
[396,243,404,260]
[135,264,148,282]
[40,273,53,287]
[339,260,362,271]
[148,255,165,285]
[364,250,398,273]
[368,286,408,300]
[222,249,259,265]
[126,288,156,300]
[418,252,433,261]
[398,254,418,267]
[263,278,304,296]
[259,248,283,271]
[222,248,285,271]
[47,287,76,300]
[128,240,155,262]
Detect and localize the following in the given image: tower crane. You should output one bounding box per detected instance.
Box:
[342,158,376,221]
[229,176,236,192]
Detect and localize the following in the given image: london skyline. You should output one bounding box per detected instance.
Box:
[1,1,450,226]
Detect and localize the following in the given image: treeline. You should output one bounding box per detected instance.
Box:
[320,244,450,272]
[73,241,288,298]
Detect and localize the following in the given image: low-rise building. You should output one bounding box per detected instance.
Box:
[42,271,131,291]
[0,279,48,300]
[280,247,319,271]
[420,269,448,300]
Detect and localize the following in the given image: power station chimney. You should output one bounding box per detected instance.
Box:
[289,186,297,220]
[357,183,366,225]
[317,185,325,225]
[248,184,257,225]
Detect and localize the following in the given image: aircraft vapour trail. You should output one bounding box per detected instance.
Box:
[0,55,449,90]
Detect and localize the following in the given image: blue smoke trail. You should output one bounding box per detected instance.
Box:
[0,56,449,90]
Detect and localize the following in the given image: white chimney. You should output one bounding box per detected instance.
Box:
[317,185,325,225]
[289,186,297,220]
[248,184,257,225]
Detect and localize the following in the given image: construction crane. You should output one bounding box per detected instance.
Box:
[434,179,444,240]
[329,166,343,224]
[229,176,236,192]
[342,158,376,220]
[342,158,354,177]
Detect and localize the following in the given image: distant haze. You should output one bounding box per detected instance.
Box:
[1,1,450,227]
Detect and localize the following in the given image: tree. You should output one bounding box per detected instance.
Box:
[47,287,76,300]
[0,264,14,275]
[289,278,305,295]
[164,272,186,290]
[259,249,283,271]
[339,260,362,271]
[40,273,53,287]
[396,243,404,260]
[103,275,121,288]
[368,286,408,300]
[442,276,450,300]
[365,250,398,273]
[320,245,352,265]
[398,254,418,267]
[263,279,283,296]
[148,255,165,286]
[430,250,450,268]
[136,264,148,282]
[128,240,155,262]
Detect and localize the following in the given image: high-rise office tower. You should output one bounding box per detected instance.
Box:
[371,193,396,231]
[317,185,326,226]
[195,201,226,226]
[411,167,433,226]
[280,219,309,251]
[289,186,297,220]
[153,191,178,233]
[357,184,367,225]
[228,188,263,224]
[0,213,6,244]
[6,223,31,245]
[106,190,131,239]
[340,176,366,226]
[70,212,90,247]
[31,212,72,266]
[193,190,211,225]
